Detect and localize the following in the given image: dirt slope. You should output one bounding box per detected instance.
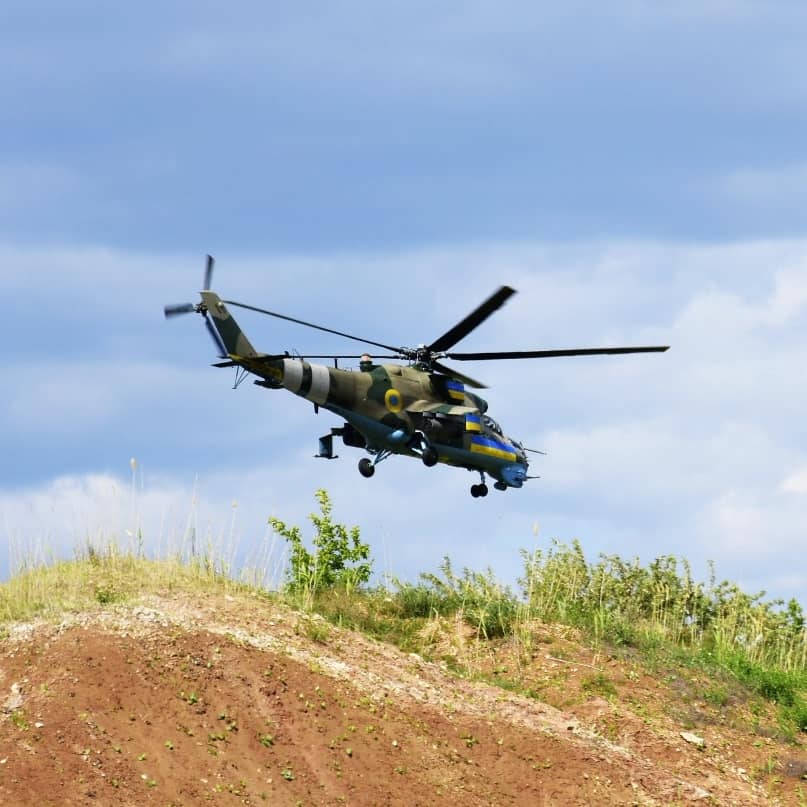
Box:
[0,591,804,806]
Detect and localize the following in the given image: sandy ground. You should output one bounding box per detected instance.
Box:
[1,591,805,806]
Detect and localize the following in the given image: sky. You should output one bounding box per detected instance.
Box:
[2,2,807,604]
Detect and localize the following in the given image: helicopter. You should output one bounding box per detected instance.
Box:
[165,256,669,498]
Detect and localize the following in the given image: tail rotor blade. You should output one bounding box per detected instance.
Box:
[204,316,227,358]
[164,303,196,318]
[203,254,215,290]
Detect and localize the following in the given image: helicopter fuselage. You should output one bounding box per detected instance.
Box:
[235,350,529,489]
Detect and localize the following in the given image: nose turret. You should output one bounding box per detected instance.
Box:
[501,459,529,487]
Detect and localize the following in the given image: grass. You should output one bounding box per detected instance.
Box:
[0,544,246,624]
[581,672,618,699]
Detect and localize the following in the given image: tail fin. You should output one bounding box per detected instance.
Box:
[200,291,259,358]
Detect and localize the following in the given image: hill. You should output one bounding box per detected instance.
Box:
[1,580,805,805]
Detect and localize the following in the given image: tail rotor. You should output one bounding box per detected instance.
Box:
[164,302,196,318]
[203,253,214,290]
[163,254,226,358]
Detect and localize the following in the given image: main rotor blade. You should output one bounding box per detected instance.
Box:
[164,302,196,318]
[446,345,670,361]
[203,254,214,290]
[293,354,402,360]
[205,316,227,358]
[428,286,516,353]
[212,354,403,368]
[223,299,401,354]
[431,359,487,389]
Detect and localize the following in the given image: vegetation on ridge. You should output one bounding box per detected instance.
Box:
[2,488,806,740]
[273,491,807,737]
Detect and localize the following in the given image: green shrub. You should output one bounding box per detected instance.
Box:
[785,698,807,733]
[269,490,372,607]
[393,558,519,639]
[390,581,454,619]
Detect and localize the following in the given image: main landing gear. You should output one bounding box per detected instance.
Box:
[421,446,438,467]
[470,471,488,498]
[357,445,397,478]
[358,441,438,478]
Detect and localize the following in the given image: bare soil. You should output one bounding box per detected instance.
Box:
[1,591,805,806]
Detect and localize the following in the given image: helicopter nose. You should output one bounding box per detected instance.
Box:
[501,463,528,487]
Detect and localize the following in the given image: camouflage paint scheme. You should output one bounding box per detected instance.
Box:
[200,292,530,489]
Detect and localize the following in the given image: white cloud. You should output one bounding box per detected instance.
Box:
[2,237,807,606]
[696,487,807,593]
[764,266,807,324]
[782,468,807,495]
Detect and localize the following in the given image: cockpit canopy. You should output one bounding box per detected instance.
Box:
[482,415,502,435]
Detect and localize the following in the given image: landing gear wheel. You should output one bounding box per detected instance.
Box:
[422,447,438,467]
[358,458,375,478]
[494,481,507,492]
[470,483,489,498]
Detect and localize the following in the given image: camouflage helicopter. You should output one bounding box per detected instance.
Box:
[166,257,669,498]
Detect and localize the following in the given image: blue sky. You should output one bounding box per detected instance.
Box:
[3,2,807,602]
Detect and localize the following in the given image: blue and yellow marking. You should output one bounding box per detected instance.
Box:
[384,388,404,413]
[469,435,517,462]
[465,413,482,433]
[446,379,465,402]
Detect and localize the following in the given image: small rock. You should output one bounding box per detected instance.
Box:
[2,683,23,713]
[681,731,705,748]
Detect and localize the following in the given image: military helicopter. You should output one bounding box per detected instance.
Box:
[166,257,669,497]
